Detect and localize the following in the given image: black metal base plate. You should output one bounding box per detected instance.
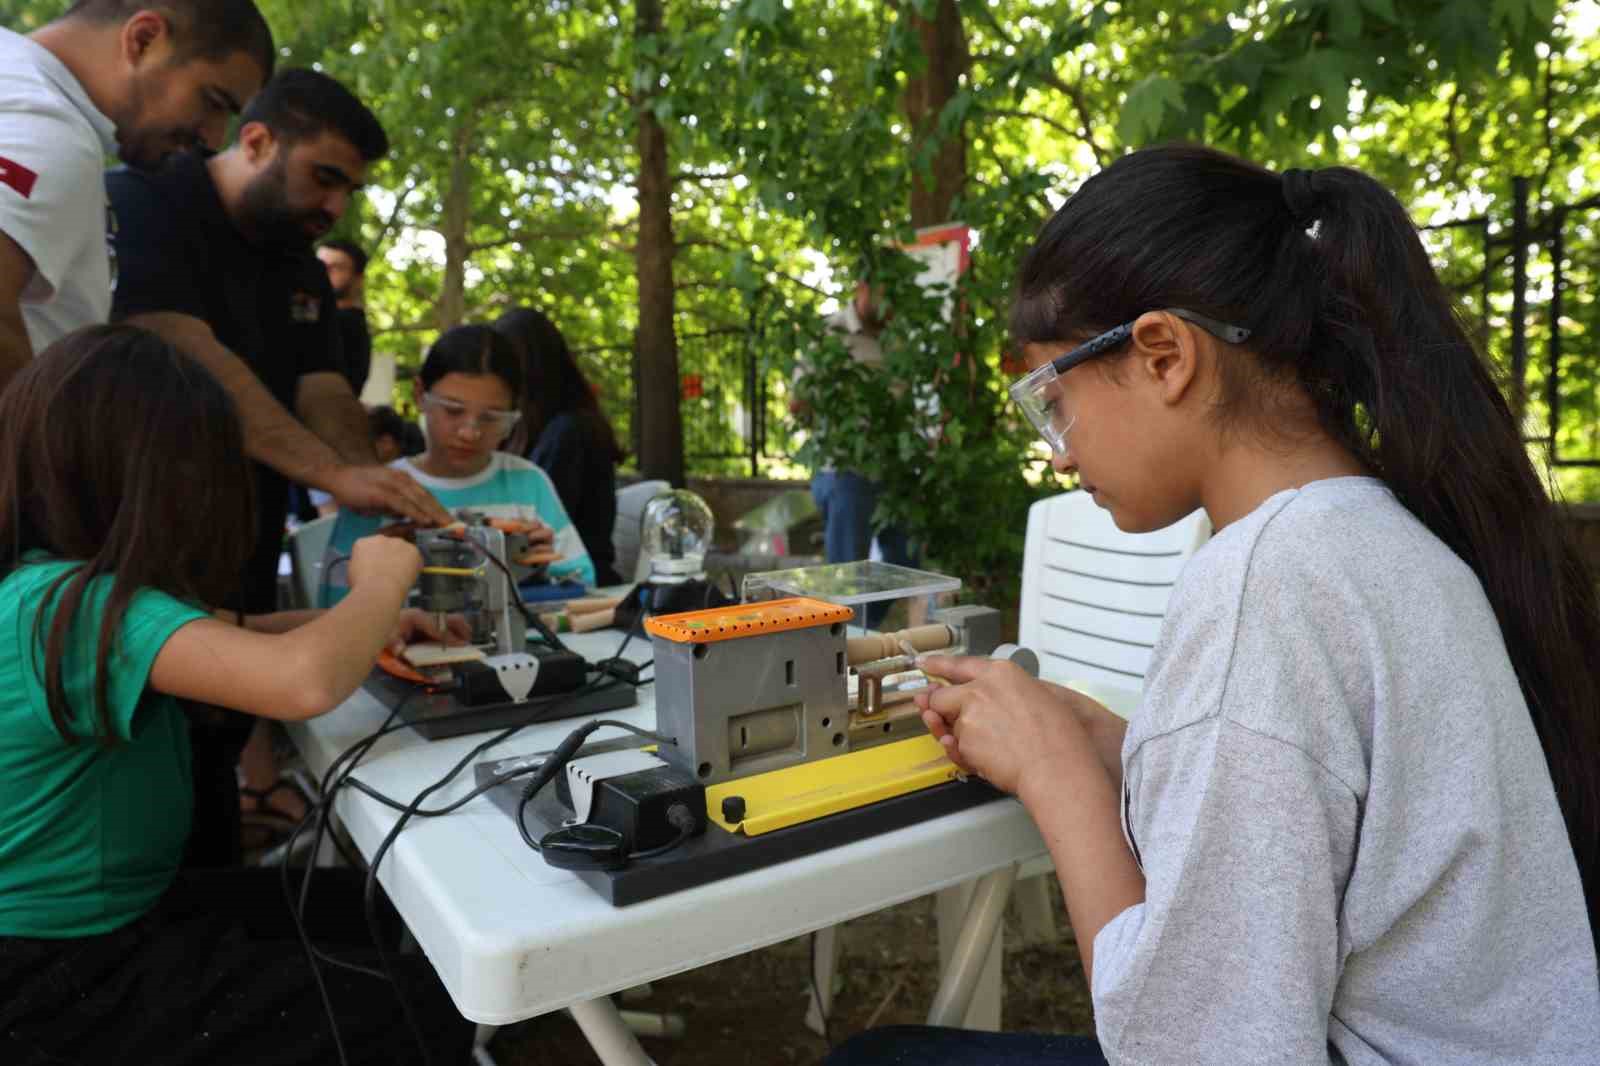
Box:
[474,744,1004,906]
[364,672,637,740]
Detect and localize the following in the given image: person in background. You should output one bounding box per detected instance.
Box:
[304,407,416,518]
[0,0,272,392]
[316,237,372,396]
[0,325,472,1065]
[369,404,411,461]
[492,307,626,586]
[321,324,597,606]
[796,280,919,626]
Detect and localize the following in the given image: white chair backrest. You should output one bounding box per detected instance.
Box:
[288,514,338,609]
[1018,490,1209,715]
[614,479,671,585]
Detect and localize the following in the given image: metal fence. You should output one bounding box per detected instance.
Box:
[578,324,800,478]
[1422,179,1600,467]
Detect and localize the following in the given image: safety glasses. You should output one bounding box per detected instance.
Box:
[420,392,522,437]
[1009,308,1251,456]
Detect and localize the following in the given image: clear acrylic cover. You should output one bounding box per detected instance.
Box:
[741,559,960,606]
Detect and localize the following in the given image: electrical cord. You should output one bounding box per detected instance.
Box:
[277,689,417,1066]
[625,804,697,860]
[351,678,643,1064]
[453,533,569,652]
[589,589,654,688]
[513,716,677,852]
[280,657,650,1063]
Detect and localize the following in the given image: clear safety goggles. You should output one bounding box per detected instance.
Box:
[421,391,522,437]
[1009,308,1251,456]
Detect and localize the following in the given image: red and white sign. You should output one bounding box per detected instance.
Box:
[0,155,38,199]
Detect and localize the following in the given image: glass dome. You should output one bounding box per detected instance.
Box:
[640,489,715,582]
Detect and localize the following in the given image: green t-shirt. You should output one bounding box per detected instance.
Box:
[0,558,209,938]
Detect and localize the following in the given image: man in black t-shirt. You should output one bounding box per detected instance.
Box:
[108,68,448,614]
[107,68,451,865]
[315,237,372,396]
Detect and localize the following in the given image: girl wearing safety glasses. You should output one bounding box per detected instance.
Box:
[320,325,596,604]
[831,145,1600,1065]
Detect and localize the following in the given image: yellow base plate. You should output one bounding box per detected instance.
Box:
[706,735,960,836]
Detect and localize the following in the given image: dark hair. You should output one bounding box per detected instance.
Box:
[491,308,624,462]
[368,404,408,442]
[320,238,369,275]
[65,0,275,78]
[239,68,387,162]
[0,325,256,745]
[1013,143,1600,945]
[418,324,525,400]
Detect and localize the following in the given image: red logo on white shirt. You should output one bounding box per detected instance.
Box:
[0,155,38,199]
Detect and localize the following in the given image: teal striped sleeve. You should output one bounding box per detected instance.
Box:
[504,466,596,587]
[317,509,386,607]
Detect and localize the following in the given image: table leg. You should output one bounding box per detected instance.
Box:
[926,865,1017,1028]
[567,997,657,1066]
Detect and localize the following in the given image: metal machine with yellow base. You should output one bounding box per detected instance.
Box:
[482,593,1036,905]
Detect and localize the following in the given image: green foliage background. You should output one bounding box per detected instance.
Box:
[6,0,1598,599]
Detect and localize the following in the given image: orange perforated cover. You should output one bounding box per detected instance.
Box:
[644,596,855,644]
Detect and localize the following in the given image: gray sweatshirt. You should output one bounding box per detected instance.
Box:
[1092,477,1600,1065]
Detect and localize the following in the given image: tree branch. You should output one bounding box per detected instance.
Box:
[371,175,419,257]
[673,169,740,184]
[1443,85,1464,188]
[982,107,1085,142]
[1034,66,1110,165]
[966,3,1108,165]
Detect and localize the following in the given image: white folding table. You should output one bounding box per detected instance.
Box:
[287,630,1047,1064]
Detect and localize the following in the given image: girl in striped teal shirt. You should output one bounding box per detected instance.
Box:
[321,325,596,605]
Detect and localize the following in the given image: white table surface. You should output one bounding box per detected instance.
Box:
[287,630,1048,1026]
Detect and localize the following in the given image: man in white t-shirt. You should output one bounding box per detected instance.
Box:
[0,0,273,393]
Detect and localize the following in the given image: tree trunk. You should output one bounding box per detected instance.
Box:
[633,0,685,487]
[436,118,474,330]
[903,0,969,228]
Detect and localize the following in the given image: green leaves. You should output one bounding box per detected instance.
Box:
[1117,75,1187,144]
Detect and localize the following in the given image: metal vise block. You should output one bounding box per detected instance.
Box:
[931,604,1002,659]
[652,624,850,786]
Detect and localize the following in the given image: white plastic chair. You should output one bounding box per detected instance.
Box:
[1012,488,1210,939]
[613,479,671,584]
[286,514,339,609]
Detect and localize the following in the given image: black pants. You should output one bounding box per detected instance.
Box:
[825,1024,1109,1065]
[0,868,473,1066]
[185,709,255,868]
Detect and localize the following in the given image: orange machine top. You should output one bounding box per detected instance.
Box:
[644,596,855,644]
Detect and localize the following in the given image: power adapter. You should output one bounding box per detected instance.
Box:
[541,752,705,871]
[570,762,705,853]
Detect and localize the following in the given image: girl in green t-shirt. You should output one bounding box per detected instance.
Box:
[0,324,470,1064]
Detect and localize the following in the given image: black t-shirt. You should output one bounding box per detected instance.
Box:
[107,153,343,613]
[529,413,621,586]
[334,306,371,396]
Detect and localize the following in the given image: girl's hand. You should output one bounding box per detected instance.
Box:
[347,535,424,592]
[387,608,473,655]
[914,654,1096,798]
[489,516,556,553]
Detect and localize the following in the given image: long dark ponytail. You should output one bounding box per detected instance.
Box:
[1012,143,1600,946]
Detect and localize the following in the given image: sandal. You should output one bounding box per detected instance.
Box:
[239,776,312,824]
[239,777,314,854]
[239,807,299,853]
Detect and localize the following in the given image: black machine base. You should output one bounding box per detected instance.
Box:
[365,669,637,740]
[474,741,1004,905]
